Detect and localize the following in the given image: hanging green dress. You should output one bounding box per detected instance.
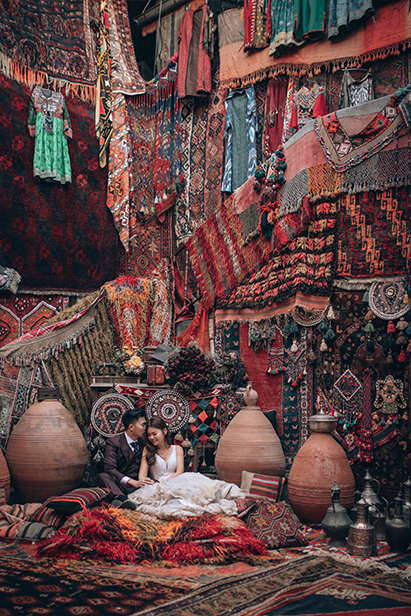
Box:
[28,85,72,184]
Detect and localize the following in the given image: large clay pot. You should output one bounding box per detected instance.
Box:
[288,412,355,524]
[0,448,10,503]
[6,387,88,502]
[215,384,286,486]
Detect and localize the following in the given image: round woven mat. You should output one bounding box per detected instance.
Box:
[145,389,191,434]
[91,393,135,437]
[368,281,410,320]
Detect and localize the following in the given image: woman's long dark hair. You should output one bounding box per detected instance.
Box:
[145,416,172,467]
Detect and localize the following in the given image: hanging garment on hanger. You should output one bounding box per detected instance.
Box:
[293,0,327,42]
[284,82,327,141]
[264,79,289,155]
[28,85,72,184]
[339,70,374,109]
[328,0,374,39]
[222,86,257,193]
[177,6,213,98]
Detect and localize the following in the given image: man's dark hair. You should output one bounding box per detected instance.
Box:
[122,407,146,430]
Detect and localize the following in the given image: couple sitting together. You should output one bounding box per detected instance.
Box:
[97,407,244,518]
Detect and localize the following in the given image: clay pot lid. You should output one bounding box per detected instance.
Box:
[309,410,337,432]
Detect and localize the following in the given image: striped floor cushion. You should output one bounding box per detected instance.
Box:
[45,487,111,513]
[241,471,286,502]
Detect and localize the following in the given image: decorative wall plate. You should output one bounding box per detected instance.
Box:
[368,281,410,320]
[146,389,191,434]
[90,393,135,437]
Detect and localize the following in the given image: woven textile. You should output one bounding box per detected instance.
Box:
[0,555,191,615]
[328,0,374,39]
[128,56,181,218]
[186,195,271,304]
[219,0,411,89]
[107,93,134,251]
[315,100,402,172]
[240,472,286,502]
[0,74,120,293]
[217,201,337,312]
[314,290,410,485]
[0,295,69,348]
[45,487,111,513]
[337,189,411,278]
[103,276,152,351]
[0,0,96,101]
[96,2,113,169]
[243,500,309,548]
[37,508,269,566]
[107,0,145,96]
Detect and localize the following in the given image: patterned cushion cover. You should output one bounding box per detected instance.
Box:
[240,471,286,502]
[45,487,111,513]
[234,497,258,518]
[29,504,68,528]
[243,500,309,549]
[0,521,56,541]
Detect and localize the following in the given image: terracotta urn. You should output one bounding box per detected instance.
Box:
[0,448,10,503]
[6,387,88,502]
[288,411,355,524]
[215,383,286,486]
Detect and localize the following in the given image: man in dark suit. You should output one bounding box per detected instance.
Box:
[97,407,154,508]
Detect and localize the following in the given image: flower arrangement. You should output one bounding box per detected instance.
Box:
[164,343,216,392]
[115,345,145,376]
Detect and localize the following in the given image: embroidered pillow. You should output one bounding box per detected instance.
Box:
[240,471,286,502]
[0,521,57,541]
[234,497,258,519]
[29,504,68,528]
[45,487,111,513]
[243,500,309,549]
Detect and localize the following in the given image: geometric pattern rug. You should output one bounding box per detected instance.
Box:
[0,542,410,616]
[0,294,69,348]
[135,553,411,616]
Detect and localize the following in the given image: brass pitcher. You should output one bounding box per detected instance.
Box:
[385,492,411,553]
[347,498,377,557]
[321,481,352,547]
[361,470,386,541]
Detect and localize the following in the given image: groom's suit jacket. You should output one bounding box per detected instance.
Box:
[97,433,145,496]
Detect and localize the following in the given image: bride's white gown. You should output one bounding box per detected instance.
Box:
[128,446,246,519]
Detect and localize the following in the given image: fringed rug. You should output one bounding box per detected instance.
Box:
[0,0,96,101]
[133,553,411,616]
[36,507,273,567]
[219,0,411,89]
[0,74,120,293]
[215,200,337,314]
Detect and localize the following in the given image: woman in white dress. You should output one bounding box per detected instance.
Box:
[128,417,245,519]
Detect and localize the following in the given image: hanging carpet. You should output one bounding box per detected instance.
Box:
[337,188,411,278]
[0,295,69,348]
[0,74,119,293]
[0,0,97,101]
[219,0,411,89]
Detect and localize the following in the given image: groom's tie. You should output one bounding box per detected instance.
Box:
[131,440,140,457]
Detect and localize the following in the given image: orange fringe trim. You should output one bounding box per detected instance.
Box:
[220,38,411,90]
[0,53,96,104]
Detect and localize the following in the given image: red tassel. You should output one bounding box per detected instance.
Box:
[399,349,406,362]
[387,320,396,334]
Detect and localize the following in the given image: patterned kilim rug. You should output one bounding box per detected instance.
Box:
[0,0,97,101]
[0,74,120,293]
[134,553,411,616]
[0,295,69,348]
[0,536,410,615]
